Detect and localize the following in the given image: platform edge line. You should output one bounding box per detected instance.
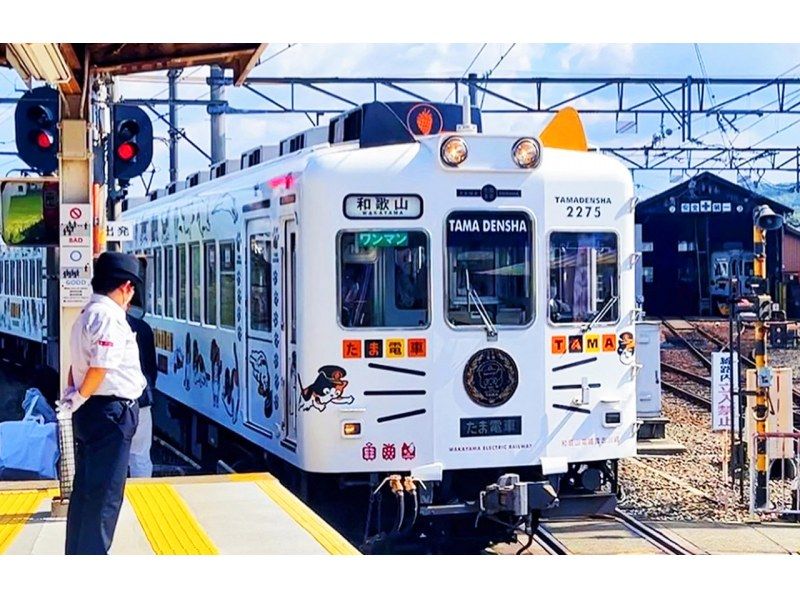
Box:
[254,480,360,555]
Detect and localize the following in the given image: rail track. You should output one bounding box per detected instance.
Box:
[661,319,800,429]
[534,510,700,555]
[610,509,698,554]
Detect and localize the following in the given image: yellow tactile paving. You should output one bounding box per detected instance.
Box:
[125,483,218,555]
[0,490,54,554]
[255,479,359,555]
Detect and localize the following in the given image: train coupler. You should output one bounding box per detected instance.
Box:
[479,474,558,517]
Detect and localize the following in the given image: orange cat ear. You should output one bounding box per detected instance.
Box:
[539,107,588,152]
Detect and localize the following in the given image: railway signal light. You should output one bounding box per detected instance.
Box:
[111,105,153,183]
[14,86,59,174]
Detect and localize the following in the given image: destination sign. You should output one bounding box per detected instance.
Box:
[460,416,522,438]
[344,194,422,220]
[447,211,531,245]
[357,231,409,248]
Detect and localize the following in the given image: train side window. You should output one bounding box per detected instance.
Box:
[446,211,533,327]
[219,240,236,329]
[189,242,201,323]
[548,231,618,324]
[204,241,217,326]
[338,230,429,329]
[154,247,163,316]
[165,246,174,318]
[30,261,36,298]
[249,233,272,332]
[145,251,154,314]
[177,244,187,320]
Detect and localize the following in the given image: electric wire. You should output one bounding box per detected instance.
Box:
[444,43,487,102]
[480,44,517,109]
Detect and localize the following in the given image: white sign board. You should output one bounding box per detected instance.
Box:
[106,221,133,242]
[711,351,740,432]
[59,204,93,306]
[343,194,422,219]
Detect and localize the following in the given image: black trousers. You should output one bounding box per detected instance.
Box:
[65,397,139,555]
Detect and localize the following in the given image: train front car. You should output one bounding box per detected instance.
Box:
[295,103,636,532]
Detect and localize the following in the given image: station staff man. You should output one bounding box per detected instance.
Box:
[62,251,147,555]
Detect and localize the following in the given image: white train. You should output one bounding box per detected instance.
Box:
[0,245,53,369]
[4,100,638,534]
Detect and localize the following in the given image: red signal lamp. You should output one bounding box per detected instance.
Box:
[116,141,138,162]
[36,130,54,150]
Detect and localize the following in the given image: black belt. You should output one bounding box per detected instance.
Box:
[92,395,137,405]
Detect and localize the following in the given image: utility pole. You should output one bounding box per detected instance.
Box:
[467,72,478,108]
[209,65,226,164]
[168,69,180,183]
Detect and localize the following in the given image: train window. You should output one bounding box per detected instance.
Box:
[177,244,187,320]
[145,252,154,314]
[249,234,272,332]
[446,211,533,327]
[338,230,429,329]
[549,232,618,324]
[30,261,36,298]
[165,246,174,318]
[204,241,217,326]
[154,248,163,316]
[189,242,201,323]
[219,240,236,329]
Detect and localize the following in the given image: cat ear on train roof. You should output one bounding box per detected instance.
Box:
[539,107,588,152]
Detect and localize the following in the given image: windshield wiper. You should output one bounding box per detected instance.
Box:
[466,269,498,341]
[581,295,618,333]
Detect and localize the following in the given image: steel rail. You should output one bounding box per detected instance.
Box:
[533,525,571,555]
[611,509,700,555]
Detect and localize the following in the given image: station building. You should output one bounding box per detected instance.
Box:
[635,172,800,317]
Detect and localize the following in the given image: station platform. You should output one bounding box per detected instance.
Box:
[0,473,359,555]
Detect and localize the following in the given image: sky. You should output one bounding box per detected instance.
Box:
[3,43,800,200]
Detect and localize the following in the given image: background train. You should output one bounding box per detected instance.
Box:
[0,101,638,539]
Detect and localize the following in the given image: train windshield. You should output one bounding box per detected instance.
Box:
[549,231,618,324]
[446,211,533,327]
[338,230,429,328]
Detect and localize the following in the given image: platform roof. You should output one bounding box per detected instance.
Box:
[0,43,266,93]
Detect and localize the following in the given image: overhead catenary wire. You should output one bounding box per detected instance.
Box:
[444,43,488,102]
[480,44,517,109]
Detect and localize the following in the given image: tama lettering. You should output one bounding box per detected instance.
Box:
[448,218,528,233]
[554,196,612,205]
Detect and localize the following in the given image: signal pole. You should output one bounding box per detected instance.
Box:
[751,204,784,510]
[168,69,180,183]
[52,93,95,516]
[210,65,226,163]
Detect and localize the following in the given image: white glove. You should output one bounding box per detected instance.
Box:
[58,387,89,415]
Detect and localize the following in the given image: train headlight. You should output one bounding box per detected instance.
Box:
[342,422,362,437]
[512,137,542,169]
[441,136,468,167]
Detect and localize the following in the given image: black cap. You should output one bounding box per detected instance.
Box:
[91,251,144,288]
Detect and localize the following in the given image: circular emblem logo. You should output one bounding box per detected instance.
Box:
[463,348,519,407]
[406,103,444,136]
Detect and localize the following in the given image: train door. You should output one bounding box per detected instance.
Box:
[281,217,298,445]
[244,217,278,438]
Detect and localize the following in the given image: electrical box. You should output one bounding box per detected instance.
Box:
[746,367,793,459]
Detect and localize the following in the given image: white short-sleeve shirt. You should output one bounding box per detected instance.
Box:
[69,294,147,400]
